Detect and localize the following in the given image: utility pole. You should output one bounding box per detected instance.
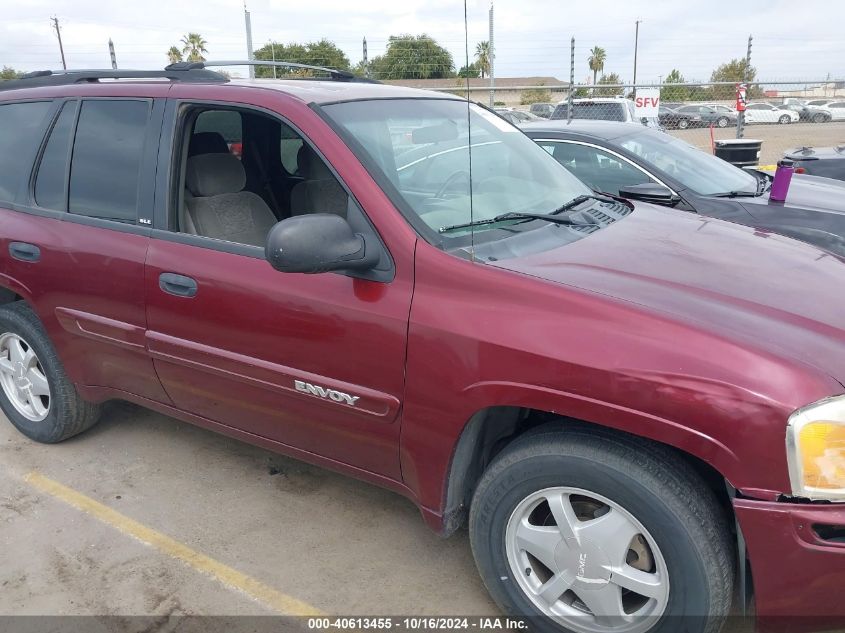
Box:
[108,38,117,69]
[632,20,641,98]
[736,34,752,139]
[488,2,495,108]
[363,37,369,78]
[244,3,254,79]
[567,37,575,124]
[50,16,67,70]
[269,41,277,78]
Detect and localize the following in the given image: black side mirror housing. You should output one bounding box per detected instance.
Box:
[618,182,680,207]
[265,214,379,274]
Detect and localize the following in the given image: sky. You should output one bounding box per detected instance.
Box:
[2,0,843,86]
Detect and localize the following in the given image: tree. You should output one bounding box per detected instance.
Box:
[588,46,606,86]
[458,62,480,78]
[1,66,22,81]
[520,84,551,105]
[167,46,183,65]
[368,34,454,80]
[709,58,762,99]
[180,33,208,63]
[661,68,690,101]
[594,73,623,97]
[253,39,350,78]
[475,41,490,78]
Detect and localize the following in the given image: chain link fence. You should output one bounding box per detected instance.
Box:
[423,79,845,166]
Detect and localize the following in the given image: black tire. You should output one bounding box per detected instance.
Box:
[778,114,791,124]
[469,427,734,633]
[716,117,729,128]
[812,112,828,123]
[677,118,690,130]
[0,302,101,443]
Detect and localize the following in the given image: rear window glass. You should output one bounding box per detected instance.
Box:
[35,101,78,210]
[0,101,52,203]
[554,102,626,122]
[68,100,150,222]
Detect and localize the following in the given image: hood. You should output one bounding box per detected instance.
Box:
[491,203,845,384]
[741,174,845,213]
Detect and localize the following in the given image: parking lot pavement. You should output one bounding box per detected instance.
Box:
[0,402,497,620]
[669,120,845,165]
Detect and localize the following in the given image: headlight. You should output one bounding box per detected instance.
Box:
[787,395,845,501]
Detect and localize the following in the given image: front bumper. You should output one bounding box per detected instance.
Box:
[734,498,845,632]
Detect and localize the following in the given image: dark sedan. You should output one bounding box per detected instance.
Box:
[673,104,737,128]
[522,120,845,256]
[658,106,700,129]
[785,145,845,181]
[778,102,832,123]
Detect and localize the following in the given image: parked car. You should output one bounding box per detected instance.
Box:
[551,97,662,129]
[3,66,845,633]
[673,104,737,128]
[701,103,738,116]
[494,107,542,125]
[822,100,845,120]
[777,102,832,123]
[785,145,845,181]
[657,105,700,129]
[743,102,799,124]
[523,119,845,256]
[528,102,555,118]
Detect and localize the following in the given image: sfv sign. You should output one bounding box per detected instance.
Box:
[634,89,660,118]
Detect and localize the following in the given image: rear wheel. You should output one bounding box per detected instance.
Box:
[778,114,791,124]
[0,302,101,443]
[677,119,689,130]
[812,112,828,123]
[469,429,734,633]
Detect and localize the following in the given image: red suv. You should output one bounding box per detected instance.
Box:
[1,65,844,633]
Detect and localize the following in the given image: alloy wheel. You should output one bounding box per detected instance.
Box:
[0,332,50,422]
[505,487,669,633]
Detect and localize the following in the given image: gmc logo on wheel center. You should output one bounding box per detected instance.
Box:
[294,380,360,406]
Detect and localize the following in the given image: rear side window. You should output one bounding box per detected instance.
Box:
[35,101,78,210]
[69,100,150,222]
[0,101,52,203]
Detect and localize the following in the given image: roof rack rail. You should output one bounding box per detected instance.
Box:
[0,67,228,92]
[186,60,379,83]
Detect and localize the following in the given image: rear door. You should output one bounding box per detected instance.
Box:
[0,97,169,403]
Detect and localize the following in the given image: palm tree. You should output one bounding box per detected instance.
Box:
[180,33,208,63]
[588,46,606,86]
[167,46,183,64]
[475,41,490,79]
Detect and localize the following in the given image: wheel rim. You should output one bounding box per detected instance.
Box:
[0,332,50,422]
[718,118,728,127]
[779,115,790,124]
[505,487,669,633]
[678,120,688,129]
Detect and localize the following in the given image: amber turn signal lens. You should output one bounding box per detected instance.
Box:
[799,422,845,491]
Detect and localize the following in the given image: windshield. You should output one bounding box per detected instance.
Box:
[322,99,591,242]
[619,131,758,195]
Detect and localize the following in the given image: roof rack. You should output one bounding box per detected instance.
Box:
[187,60,379,83]
[0,67,228,91]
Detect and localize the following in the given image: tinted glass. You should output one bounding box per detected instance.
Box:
[0,101,52,203]
[558,103,627,122]
[69,100,149,221]
[195,110,242,143]
[35,101,77,210]
[545,142,654,193]
[620,130,758,196]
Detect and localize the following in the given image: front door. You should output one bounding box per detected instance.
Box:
[144,99,413,478]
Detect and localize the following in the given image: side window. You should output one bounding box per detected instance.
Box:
[69,100,150,222]
[177,106,349,249]
[830,103,845,109]
[0,101,52,203]
[35,101,78,210]
[547,142,654,194]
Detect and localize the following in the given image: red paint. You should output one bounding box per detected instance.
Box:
[2,79,845,626]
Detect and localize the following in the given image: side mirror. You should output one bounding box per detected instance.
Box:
[265,214,379,274]
[618,182,680,207]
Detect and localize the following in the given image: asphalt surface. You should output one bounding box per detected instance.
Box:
[669,120,845,165]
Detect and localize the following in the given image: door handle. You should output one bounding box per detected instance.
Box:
[9,242,41,263]
[159,272,198,298]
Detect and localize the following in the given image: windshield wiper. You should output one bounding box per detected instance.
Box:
[711,190,759,198]
[551,193,619,214]
[439,211,600,234]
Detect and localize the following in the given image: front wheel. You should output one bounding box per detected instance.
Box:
[677,119,689,130]
[716,117,729,128]
[778,114,792,124]
[812,112,828,123]
[469,428,734,633]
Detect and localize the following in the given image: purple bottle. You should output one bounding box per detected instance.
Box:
[769,158,794,202]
